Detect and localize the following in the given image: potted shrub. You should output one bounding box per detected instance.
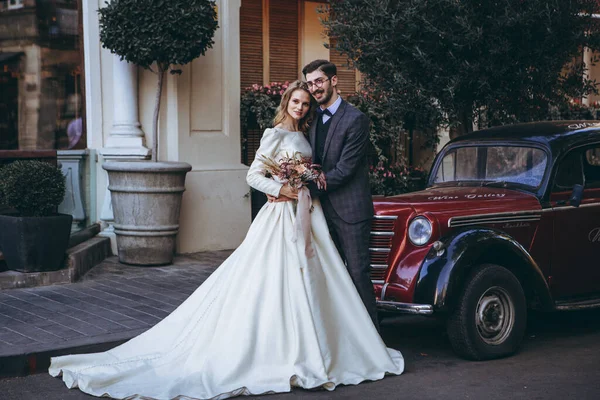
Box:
[0,160,71,272]
[98,0,218,265]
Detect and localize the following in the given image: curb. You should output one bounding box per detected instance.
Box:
[0,328,147,377]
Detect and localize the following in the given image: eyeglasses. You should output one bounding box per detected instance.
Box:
[305,78,331,89]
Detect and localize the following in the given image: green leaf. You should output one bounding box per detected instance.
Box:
[98,0,218,70]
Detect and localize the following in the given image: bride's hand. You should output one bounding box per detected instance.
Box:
[316,172,327,191]
[268,194,293,203]
[279,184,298,200]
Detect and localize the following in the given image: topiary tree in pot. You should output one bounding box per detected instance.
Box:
[0,160,71,272]
[98,0,218,265]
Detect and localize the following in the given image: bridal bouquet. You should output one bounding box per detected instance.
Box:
[258,151,324,259]
[258,152,326,190]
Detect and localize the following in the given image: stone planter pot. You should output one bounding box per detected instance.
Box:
[103,161,192,266]
[0,213,73,272]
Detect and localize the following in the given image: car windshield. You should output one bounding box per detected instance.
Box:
[432,145,548,189]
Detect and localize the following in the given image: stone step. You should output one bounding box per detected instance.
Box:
[0,235,112,290]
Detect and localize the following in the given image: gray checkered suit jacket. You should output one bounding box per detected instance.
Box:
[309,100,374,224]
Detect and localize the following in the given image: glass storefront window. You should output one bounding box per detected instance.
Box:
[0,0,84,151]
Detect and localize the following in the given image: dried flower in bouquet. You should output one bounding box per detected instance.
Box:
[258,151,326,190]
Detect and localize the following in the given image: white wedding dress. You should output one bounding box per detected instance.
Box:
[49,127,404,400]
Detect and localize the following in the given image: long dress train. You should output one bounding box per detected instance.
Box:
[49,127,404,400]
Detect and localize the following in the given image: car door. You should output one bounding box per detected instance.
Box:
[550,144,600,298]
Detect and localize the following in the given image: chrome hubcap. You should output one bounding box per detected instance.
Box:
[475,286,515,345]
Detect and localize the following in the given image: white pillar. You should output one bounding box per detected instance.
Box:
[105,58,147,149]
[99,55,151,255]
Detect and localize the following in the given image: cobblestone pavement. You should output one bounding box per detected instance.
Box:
[0,250,232,372]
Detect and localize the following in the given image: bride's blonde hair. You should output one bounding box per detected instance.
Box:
[273,80,316,133]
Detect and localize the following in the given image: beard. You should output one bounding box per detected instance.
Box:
[313,86,333,105]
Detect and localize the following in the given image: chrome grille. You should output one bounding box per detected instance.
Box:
[448,210,541,228]
[369,215,397,283]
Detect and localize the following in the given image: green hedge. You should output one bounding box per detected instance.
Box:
[0,160,66,217]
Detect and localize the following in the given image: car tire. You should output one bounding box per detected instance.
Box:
[446,264,527,361]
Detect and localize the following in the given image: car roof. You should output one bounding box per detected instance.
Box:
[450,121,600,158]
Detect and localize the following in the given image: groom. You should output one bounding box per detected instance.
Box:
[268,60,377,330]
[302,59,378,330]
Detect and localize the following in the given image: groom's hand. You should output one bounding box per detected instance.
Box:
[316,171,327,191]
[307,181,325,198]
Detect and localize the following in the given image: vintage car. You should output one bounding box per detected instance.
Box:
[371,121,600,360]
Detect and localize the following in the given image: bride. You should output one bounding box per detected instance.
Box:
[49,80,404,400]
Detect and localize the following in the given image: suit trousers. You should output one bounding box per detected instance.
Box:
[321,197,379,331]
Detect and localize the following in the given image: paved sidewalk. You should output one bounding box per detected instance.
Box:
[0,250,232,376]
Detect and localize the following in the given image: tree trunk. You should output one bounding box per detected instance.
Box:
[404,112,416,166]
[152,64,166,162]
[449,110,474,140]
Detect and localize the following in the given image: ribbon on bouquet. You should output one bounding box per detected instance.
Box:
[291,186,315,259]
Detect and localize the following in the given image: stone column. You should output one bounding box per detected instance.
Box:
[99,56,151,255]
[105,58,146,149]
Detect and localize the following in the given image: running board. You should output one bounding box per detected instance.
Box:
[377,300,434,315]
[555,297,600,311]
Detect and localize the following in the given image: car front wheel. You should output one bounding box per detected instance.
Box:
[446,264,527,360]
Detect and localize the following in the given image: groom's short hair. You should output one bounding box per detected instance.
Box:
[302,59,337,79]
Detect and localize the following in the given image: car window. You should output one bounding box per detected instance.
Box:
[433,147,480,182]
[486,147,547,187]
[583,146,600,188]
[553,151,584,192]
[434,147,479,182]
[435,152,455,182]
[455,147,478,180]
[433,145,547,189]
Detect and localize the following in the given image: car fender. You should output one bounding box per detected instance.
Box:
[413,228,554,313]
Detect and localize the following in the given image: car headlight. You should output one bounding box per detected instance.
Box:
[408,217,432,246]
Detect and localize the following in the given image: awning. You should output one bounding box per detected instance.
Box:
[0,52,24,65]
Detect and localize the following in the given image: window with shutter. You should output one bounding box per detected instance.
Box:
[269,0,298,84]
[240,0,263,92]
[329,38,356,99]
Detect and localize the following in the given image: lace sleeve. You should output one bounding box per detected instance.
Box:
[246,128,284,197]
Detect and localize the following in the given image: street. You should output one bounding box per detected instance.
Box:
[1,308,599,400]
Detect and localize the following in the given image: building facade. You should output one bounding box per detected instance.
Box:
[0,0,350,254]
[2,0,600,255]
